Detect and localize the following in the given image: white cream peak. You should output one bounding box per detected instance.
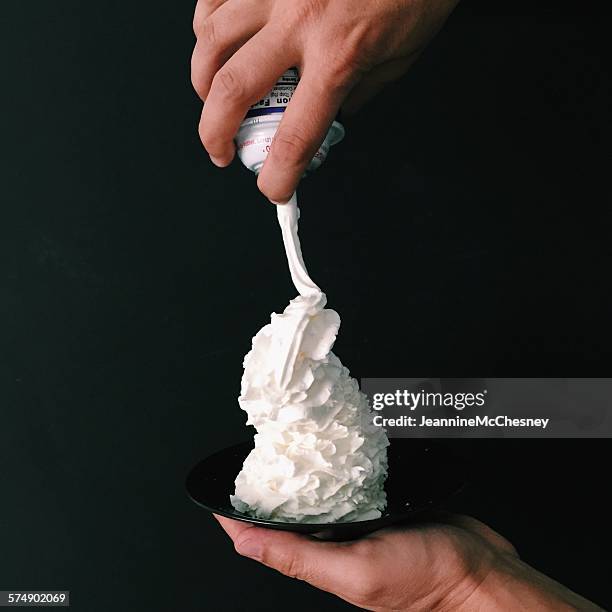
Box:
[231,193,389,523]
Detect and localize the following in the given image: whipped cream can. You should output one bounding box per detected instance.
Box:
[235,68,345,174]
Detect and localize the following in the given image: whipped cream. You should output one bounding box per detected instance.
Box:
[231,194,389,523]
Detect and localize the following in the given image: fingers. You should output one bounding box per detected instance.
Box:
[257,64,356,203]
[215,515,354,594]
[198,25,298,167]
[192,0,227,31]
[191,0,269,102]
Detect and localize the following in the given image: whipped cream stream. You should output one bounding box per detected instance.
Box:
[276,193,320,297]
[274,194,326,389]
[231,192,389,523]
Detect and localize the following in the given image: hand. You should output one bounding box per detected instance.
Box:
[214,513,602,611]
[191,0,459,203]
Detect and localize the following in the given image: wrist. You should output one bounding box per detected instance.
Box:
[447,552,601,612]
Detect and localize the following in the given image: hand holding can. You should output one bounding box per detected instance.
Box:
[191,0,459,203]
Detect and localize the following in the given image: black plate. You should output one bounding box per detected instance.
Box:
[186,439,466,540]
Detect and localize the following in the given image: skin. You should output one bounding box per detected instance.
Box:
[191,0,460,203]
[214,513,603,611]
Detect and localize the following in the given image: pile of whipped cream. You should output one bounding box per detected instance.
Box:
[230,194,389,523]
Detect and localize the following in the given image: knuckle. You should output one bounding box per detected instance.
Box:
[281,553,309,581]
[190,59,209,99]
[192,13,202,35]
[198,0,219,10]
[285,0,325,27]
[321,26,373,86]
[212,66,245,104]
[332,45,368,84]
[233,534,263,560]
[331,48,366,85]
[196,18,217,47]
[233,537,251,557]
[192,0,216,34]
[336,41,362,72]
[270,126,313,168]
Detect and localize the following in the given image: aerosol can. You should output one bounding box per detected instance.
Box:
[235,68,345,175]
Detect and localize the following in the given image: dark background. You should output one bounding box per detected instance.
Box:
[1,1,611,610]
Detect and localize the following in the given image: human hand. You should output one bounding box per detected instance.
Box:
[191,0,459,203]
[214,513,602,611]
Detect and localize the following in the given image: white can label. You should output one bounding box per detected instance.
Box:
[245,68,299,119]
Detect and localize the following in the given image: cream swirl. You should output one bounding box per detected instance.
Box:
[231,194,389,523]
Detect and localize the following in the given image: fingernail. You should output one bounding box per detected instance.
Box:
[209,155,226,167]
[236,538,263,561]
[270,195,292,205]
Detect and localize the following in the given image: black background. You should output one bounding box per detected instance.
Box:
[1,1,611,610]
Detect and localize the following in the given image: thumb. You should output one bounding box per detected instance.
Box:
[216,516,353,592]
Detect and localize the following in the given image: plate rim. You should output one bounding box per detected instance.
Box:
[185,440,466,534]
